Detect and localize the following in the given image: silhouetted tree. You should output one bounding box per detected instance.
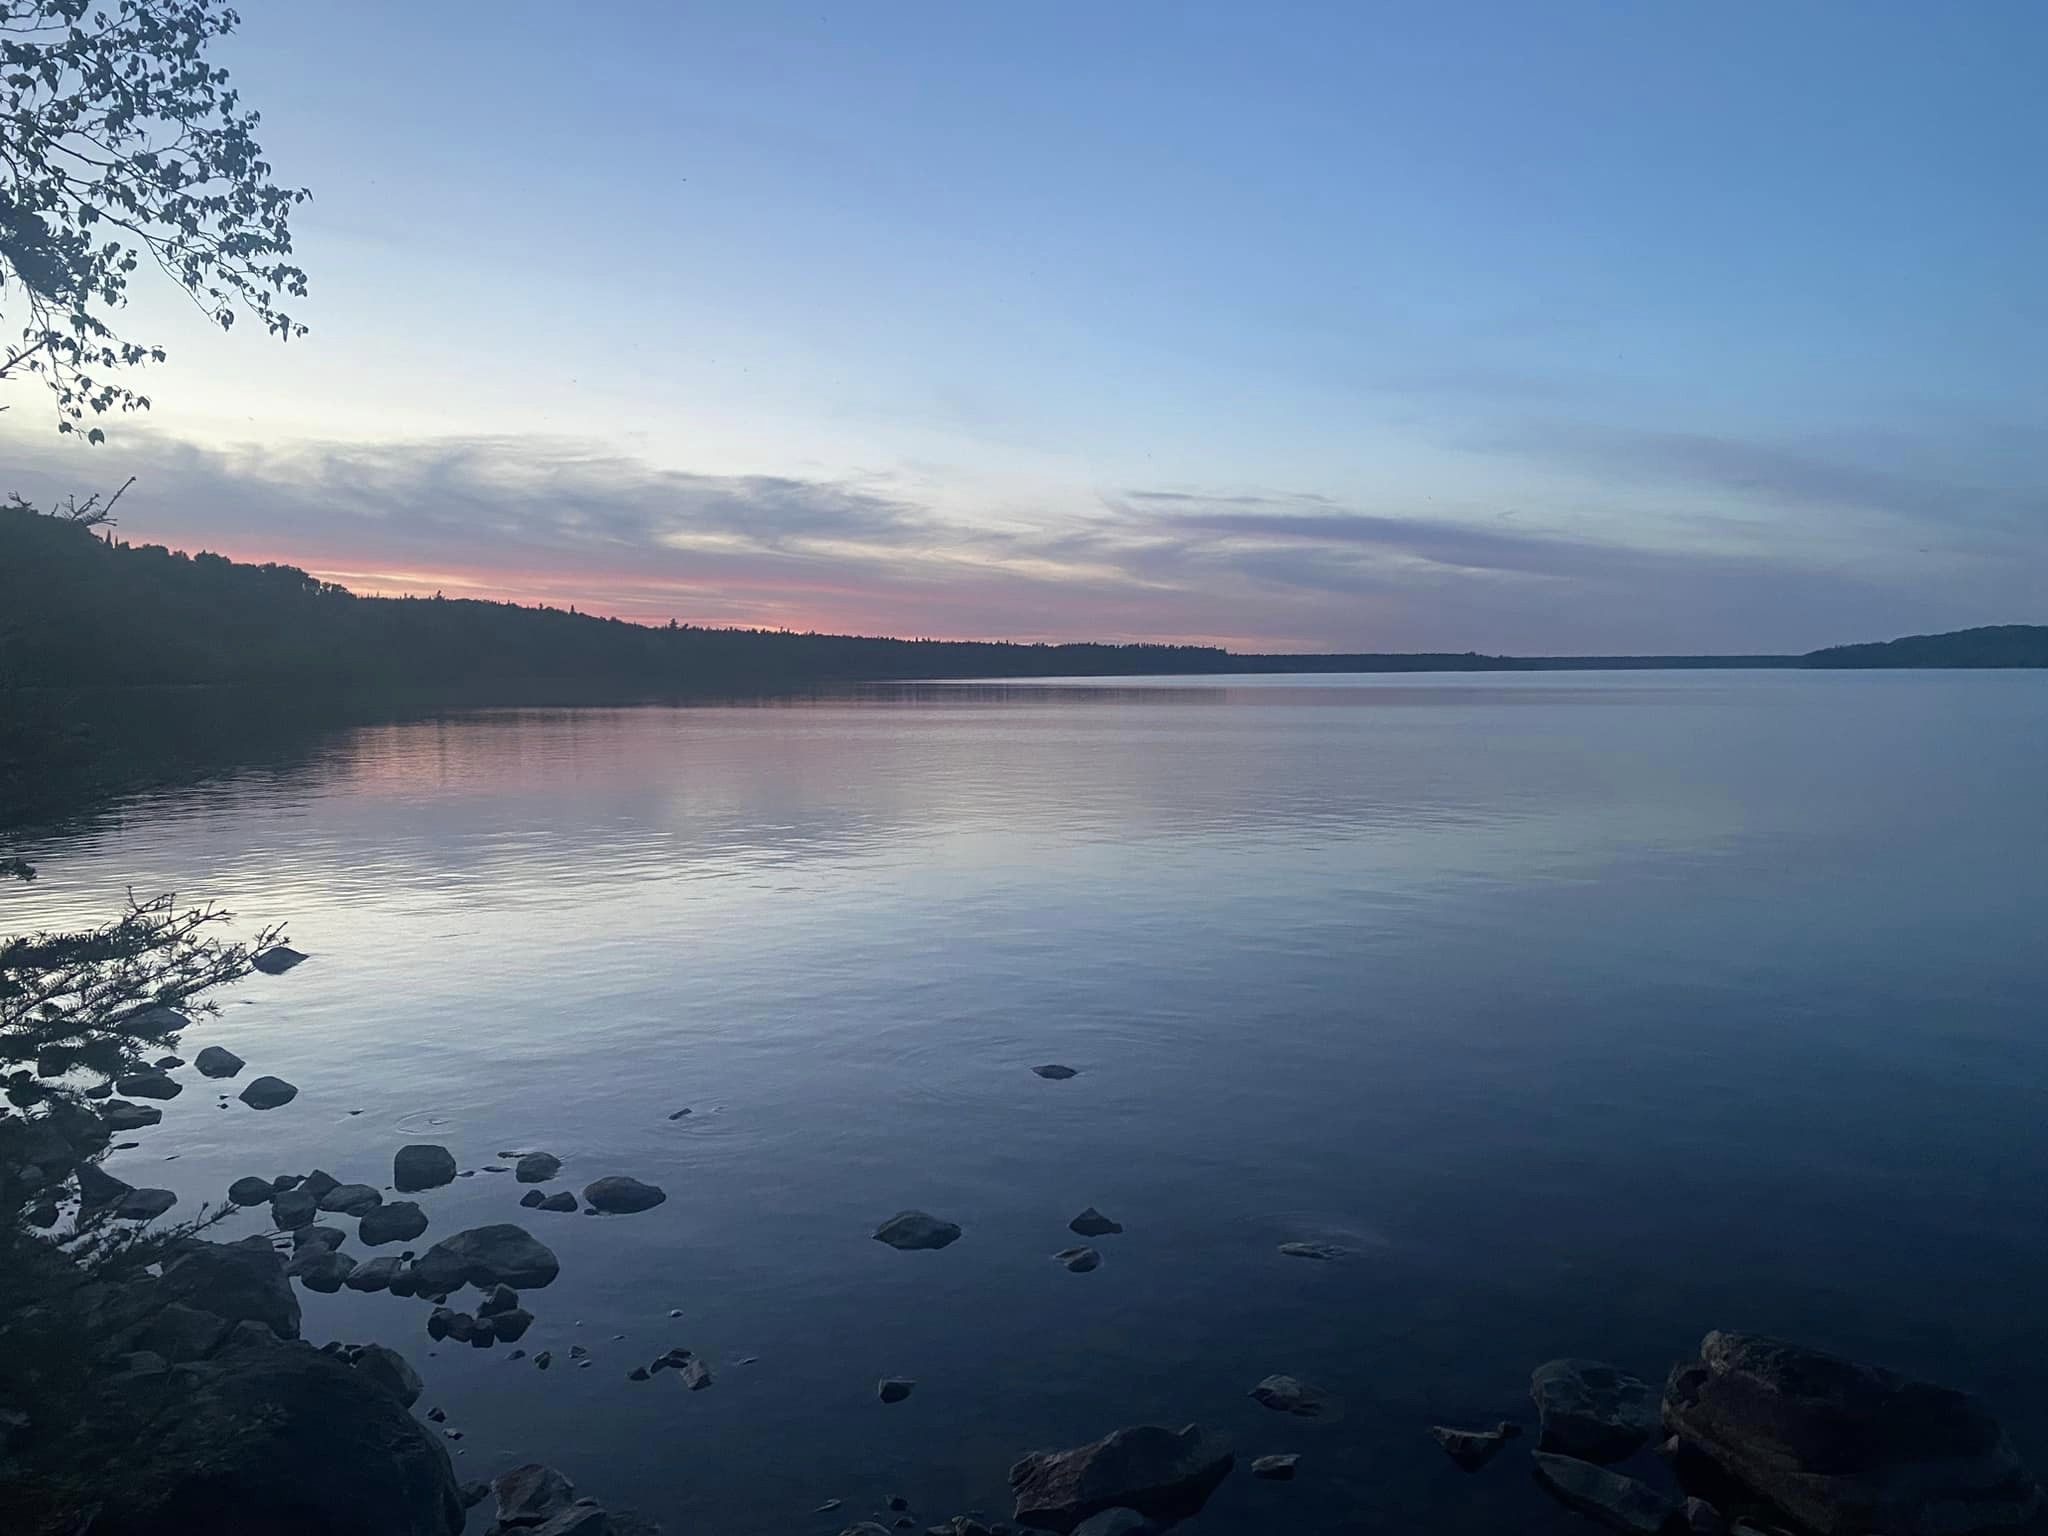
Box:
[0,0,309,439]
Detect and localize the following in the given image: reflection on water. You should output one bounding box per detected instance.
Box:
[7,671,2048,1534]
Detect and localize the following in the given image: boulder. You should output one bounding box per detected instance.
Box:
[227,1174,276,1205]
[250,945,308,973]
[194,1045,246,1078]
[272,1188,320,1228]
[318,1182,383,1216]
[1431,1421,1520,1471]
[138,1301,232,1363]
[100,1098,164,1131]
[288,1249,358,1293]
[1070,1208,1123,1237]
[354,1342,424,1407]
[411,1224,561,1293]
[873,1211,962,1250]
[299,1170,341,1200]
[492,1307,534,1342]
[1250,1374,1339,1418]
[1010,1424,1233,1533]
[520,1189,546,1208]
[495,1463,578,1526]
[680,1358,713,1391]
[114,1073,182,1100]
[394,1143,458,1191]
[478,1283,518,1317]
[515,1151,562,1183]
[537,1191,576,1212]
[1532,1358,1662,1462]
[347,1257,405,1293]
[1662,1331,2048,1536]
[584,1175,666,1214]
[359,1199,428,1246]
[158,1237,301,1339]
[76,1161,134,1206]
[1532,1452,1682,1535]
[114,1186,178,1220]
[293,1224,346,1252]
[239,1075,298,1110]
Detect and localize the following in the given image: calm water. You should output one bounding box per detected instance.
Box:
[10,671,2048,1533]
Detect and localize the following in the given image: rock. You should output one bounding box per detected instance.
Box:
[1532,1358,1662,1462]
[1431,1421,1521,1471]
[1054,1246,1101,1273]
[228,1174,276,1205]
[1009,1424,1234,1533]
[493,1307,535,1342]
[1072,1514,1153,1536]
[520,1189,546,1208]
[878,1377,917,1404]
[444,1312,476,1343]
[295,1169,338,1199]
[84,1080,113,1099]
[289,1249,358,1293]
[271,1173,304,1191]
[1277,1241,1346,1260]
[319,1181,383,1216]
[1662,1331,2048,1536]
[115,1072,182,1100]
[100,1098,164,1131]
[388,1265,419,1297]
[361,1200,430,1245]
[537,1191,576,1212]
[667,1108,692,1120]
[115,1186,178,1220]
[195,1044,245,1078]
[154,1054,184,1069]
[412,1223,561,1293]
[159,1237,302,1339]
[353,1342,425,1407]
[534,1349,552,1369]
[468,1315,497,1348]
[1683,1496,1727,1535]
[427,1308,454,1342]
[251,944,307,973]
[24,1195,59,1227]
[478,1282,519,1317]
[139,1302,232,1363]
[1032,1064,1079,1079]
[294,1224,346,1252]
[129,1004,192,1032]
[874,1210,962,1250]
[76,1161,134,1206]
[462,1481,490,1509]
[1070,1208,1123,1237]
[584,1175,666,1213]
[239,1075,298,1109]
[394,1142,458,1191]
[679,1357,713,1390]
[530,1507,611,1536]
[272,1188,320,1228]
[628,1366,650,1382]
[1532,1452,1682,1535]
[347,1256,405,1292]
[515,1151,562,1182]
[1250,1375,1339,1418]
[495,1463,578,1526]
[1252,1453,1299,1480]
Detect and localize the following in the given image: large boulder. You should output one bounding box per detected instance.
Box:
[1010,1424,1233,1533]
[1663,1331,2047,1536]
[158,1237,301,1340]
[394,1143,457,1191]
[410,1224,560,1294]
[1533,1358,1662,1462]
[353,1342,424,1408]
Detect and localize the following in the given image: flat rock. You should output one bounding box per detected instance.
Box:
[584,1175,666,1213]
[1055,1246,1101,1273]
[360,1199,429,1246]
[1533,1452,1682,1536]
[318,1182,383,1216]
[239,1075,298,1110]
[159,1237,301,1339]
[1251,1374,1339,1418]
[515,1151,562,1183]
[874,1210,962,1250]
[1010,1424,1234,1533]
[353,1342,424,1407]
[346,1256,405,1293]
[1532,1358,1661,1462]
[115,1073,182,1100]
[99,1098,163,1131]
[1431,1421,1521,1471]
[228,1174,276,1205]
[1032,1064,1079,1080]
[394,1142,458,1191]
[194,1045,245,1078]
[412,1223,561,1293]
[1252,1453,1300,1480]
[1663,1331,2048,1536]
[1070,1208,1123,1237]
[251,945,307,974]
[878,1377,917,1404]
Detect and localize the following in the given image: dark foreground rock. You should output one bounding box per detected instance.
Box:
[1533,1451,1682,1535]
[874,1210,962,1250]
[239,1074,298,1110]
[1663,1331,2047,1536]
[412,1224,561,1293]
[1010,1424,1233,1533]
[195,1045,246,1078]
[395,1142,458,1191]
[584,1175,666,1213]
[158,1236,301,1339]
[1533,1358,1662,1462]
[1431,1420,1521,1470]
[489,1463,661,1536]
[353,1342,425,1407]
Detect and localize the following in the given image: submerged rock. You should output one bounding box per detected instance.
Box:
[515,1151,562,1183]
[412,1224,561,1293]
[1277,1241,1346,1261]
[1663,1331,2047,1536]
[878,1377,917,1404]
[318,1182,383,1216]
[1431,1421,1521,1471]
[251,945,308,974]
[239,1075,298,1110]
[1032,1064,1079,1080]
[1055,1246,1101,1273]
[194,1045,246,1078]
[1009,1424,1233,1533]
[227,1174,276,1206]
[1532,1358,1661,1462]
[1069,1208,1123,1237]
[114,1072,182,1100]
[360,1200,429,1246]
[1532,1452,1682,1536]
[584,1175,667,1213]
[1251,1375,1339,1419]
[1252,1454,1300,1480]
[874,1211,962,1250]
[394,1142,458,1191]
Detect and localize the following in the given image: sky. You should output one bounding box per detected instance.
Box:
[4,0,2044,653]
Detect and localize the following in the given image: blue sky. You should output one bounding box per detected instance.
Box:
[4,0,2043,650]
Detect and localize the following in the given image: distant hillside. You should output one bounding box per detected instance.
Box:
[1802,625,2048,669]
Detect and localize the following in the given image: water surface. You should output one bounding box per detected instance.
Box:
[10,670,2048,1533]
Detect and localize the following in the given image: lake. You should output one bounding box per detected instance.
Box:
[8,669,2048,1534]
